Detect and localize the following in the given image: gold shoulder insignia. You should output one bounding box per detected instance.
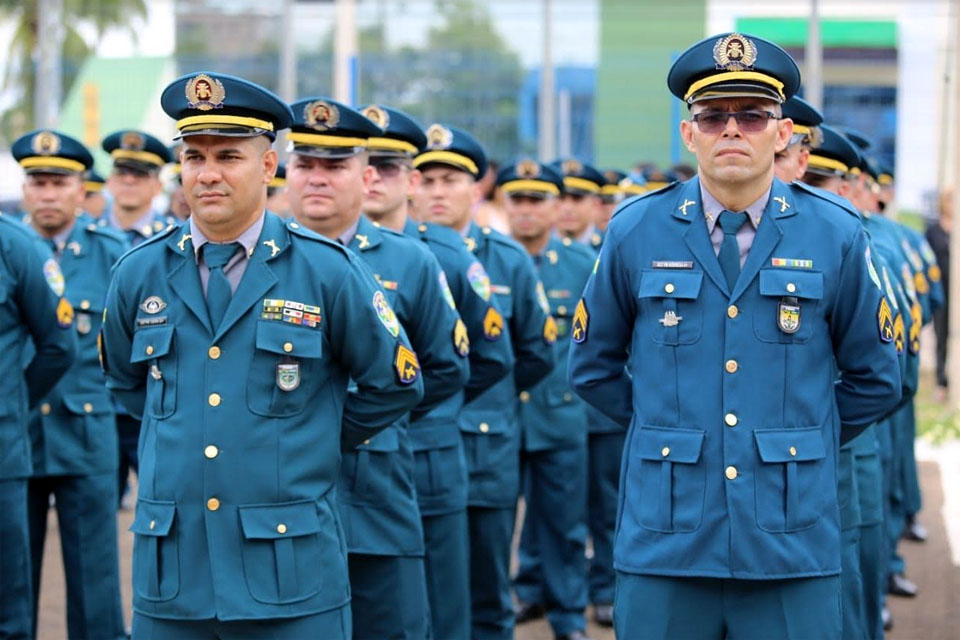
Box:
[394,343,420,385]
[572,299,589,344]
[877,297,894,343]
[453,318,470,357]
[483,306,503,340]
[543,316,558,344]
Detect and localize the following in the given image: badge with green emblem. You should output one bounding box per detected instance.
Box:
[777,297,800,334]
[276,363,300,392]
[373,291,400,337]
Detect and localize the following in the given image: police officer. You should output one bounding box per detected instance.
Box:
[500,160,595,640]
[0,129,79,640]
[84,170,108,218]
[415,124,555,640]
[15,129,129,640]
[552,159,606,250]
[285,95,467,639]
[100,72,424,639]
[101,129,175,244]
[774,95,822,182]
[360,103,514,640]
[569,33,901,639]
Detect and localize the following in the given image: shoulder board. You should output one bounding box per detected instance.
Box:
[285,220,352,257]
[415,221,463,248]
[84,223,128,245]
[112,222,179,267]
[610,181,681,222]
[562,239,597,261]
[790,181,860,219]
[482,226,525,252]
[377,225,409,241]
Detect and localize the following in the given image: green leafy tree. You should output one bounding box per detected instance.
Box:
[0,0,147,142]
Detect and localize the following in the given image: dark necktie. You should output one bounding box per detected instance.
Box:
[718,210,748,291]
[203,242,240,330]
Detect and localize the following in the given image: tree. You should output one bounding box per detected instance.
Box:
[0,0,147,143]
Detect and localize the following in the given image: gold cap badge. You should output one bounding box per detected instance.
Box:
[32,131,61,155]
[185,74,225,111]
[304,100,339,131]
[713,33,758,71]
[516,159,540,179]
[425,124,453,150]
[562,158,582,175]
[120,131,145,150]
[362,105,389,129]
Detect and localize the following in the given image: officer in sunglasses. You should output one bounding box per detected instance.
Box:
[568,32,901,640]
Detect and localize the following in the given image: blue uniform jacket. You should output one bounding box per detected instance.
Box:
[100,213,423,621]
[98,208,176,247]
[0,215,77,480]
[519,236,594,451]
[460,223,555,507]
[569,177,901,579]
[30,220,128,476]
[338,216,468,555]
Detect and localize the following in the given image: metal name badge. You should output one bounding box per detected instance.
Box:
[778,297,801,334]
[76,313,91,335]
[659,310,683,328]
[276,363,300,392]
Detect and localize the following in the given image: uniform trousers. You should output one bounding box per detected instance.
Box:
[347,553,430,640]
[586,431,625,605]
[421,510,470,640]
[514,444,589,636]
[27,471,125,640]
[131,607,351,640]
[840,525,866,640]
[468,506,515,640]
[0,479,31,640]
[613,573,841,640]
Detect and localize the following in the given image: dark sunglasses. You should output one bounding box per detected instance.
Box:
[690,110,779,134]
[371,159,410,178]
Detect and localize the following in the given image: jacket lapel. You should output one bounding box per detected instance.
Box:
[730,179,795,303]
[166,227,213,334]
[673,178,730,296]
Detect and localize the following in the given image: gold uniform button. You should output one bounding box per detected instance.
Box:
[40,403,51,415]
[557,305,567,315]
[204,445,219,459]
[206,498,220,511]
[725,360,738,373]
[418,224,428,232]
[789,446,797,457]
[727,305,739,319]
[289,222,300,229]
[208,346,221,359]
[725,466,738,480]
[661,446,670,457]
[83,402,93,413]
[208,393,221,407]
[363,439,370,445]
[149,519,156,530]
[479,422,490,433]
[724,413,738,427]
[664,283,675,294]
[277,523,287,534]
[145,345,154,355]
[786,282,797,293]
[519,391,530,403]
[80,300,91,310]
[563,392,573,402]
[283,342,293,353]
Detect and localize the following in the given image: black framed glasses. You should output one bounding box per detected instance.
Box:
[690,110,779,134]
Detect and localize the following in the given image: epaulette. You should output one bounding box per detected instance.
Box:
[414,221,464,250]
[791,181,860,219]
[0,211,39,238]
[285,219,352,258]
[83,222,129,246]
[562,238,598,261]
[610,180,681,221]
[480,226,526,255]
[113,222,180,267]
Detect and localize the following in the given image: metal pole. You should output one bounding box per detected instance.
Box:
[279,0,296,102]
[35,0,64,128]
[948,0,960,411]
[558,89,571,158]
[538,0,555,161]
[334,0,356,104]
[805,0,823,110]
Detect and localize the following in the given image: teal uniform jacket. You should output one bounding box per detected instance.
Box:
[403,219,514,515]
[0,215,78,480]
[30,220,129,476]
[460,223,555,507]
[338,216,468,555]
[901,223,944,315]
[579,230,625,435]
[98,209,176,247]
[519,236,594,451]
[100,213,424,621]
[569,177,902,579]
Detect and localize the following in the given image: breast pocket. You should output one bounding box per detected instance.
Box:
[247,321,326,418]
[754,270,824,343]
[629,426,706,533]
[753,427,829,532]
[637,270,703,346]
[130,326,176,419]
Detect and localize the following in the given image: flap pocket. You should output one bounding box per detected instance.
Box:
[758,269,823,300]
[638,270,703,300]
[238,500,322,540]
[130,499,176,536]
[637,426,705,463]
[356,425,400,452]
[62,392,113,416]
[67,293,105,313]
[130,326,174,363]
[754,427,826,463]
[255,321,322,358]
[459,410,511,435]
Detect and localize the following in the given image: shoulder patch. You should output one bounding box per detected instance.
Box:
[572,299,589,344]
[394,343,421,385]
[878,297,894,343]
[43,258,65,296]
[791,181,861,219]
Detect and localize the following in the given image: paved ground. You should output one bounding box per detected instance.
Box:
[35,460,957,639]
